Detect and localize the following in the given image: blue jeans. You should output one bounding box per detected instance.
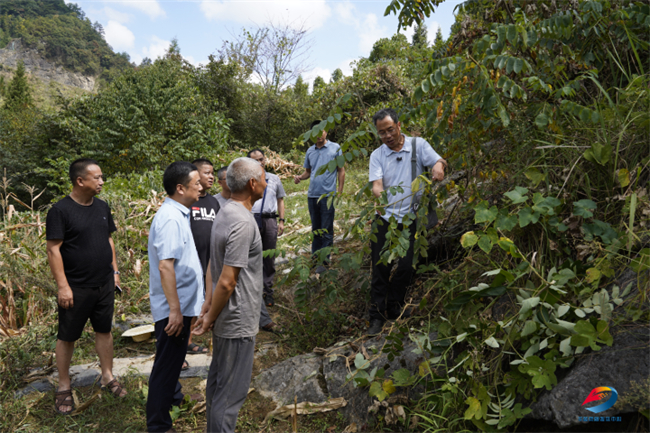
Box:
[307,197,335,260]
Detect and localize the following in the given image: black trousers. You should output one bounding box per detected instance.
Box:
[260,217,278,296]
[369,217,416,321]
[146,316,193,432]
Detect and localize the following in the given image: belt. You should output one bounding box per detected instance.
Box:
[254,212,277,218]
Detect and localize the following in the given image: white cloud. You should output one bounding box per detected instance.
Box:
[104,21,135,50]
[333,1,390,54]
[200,0,331,30]
[121,1,166,20]
[142,36,171,60]
[103,7,133,24]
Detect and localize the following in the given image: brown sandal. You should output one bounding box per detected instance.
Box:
[101,378,127,398]
[54,389,75,415]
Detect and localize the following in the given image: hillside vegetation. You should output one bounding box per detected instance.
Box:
[0,0,132,83]
[0,0,648,431]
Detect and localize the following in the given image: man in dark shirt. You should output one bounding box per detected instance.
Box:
[46,158,126,415]
[186,158,220,355]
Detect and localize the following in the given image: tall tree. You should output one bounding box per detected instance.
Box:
[219,22,312,93]
[331,68,343,83]
[313,76,325,91]
[412,23,428,48]
[433,27,444,50]
[3,60,32,110]
[294,75,308,98]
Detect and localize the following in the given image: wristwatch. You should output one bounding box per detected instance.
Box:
[114,271,121,275]
[278,218,285,222]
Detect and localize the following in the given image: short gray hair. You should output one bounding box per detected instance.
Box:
[227,157,263,193]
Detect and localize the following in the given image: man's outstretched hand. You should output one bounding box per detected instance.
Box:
[192,316,212,336]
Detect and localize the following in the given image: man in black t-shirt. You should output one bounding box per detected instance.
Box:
[46,158,127,415]
[186,158,221,355]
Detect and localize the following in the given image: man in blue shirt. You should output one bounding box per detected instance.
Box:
[367,108,447,336]
[294,120,346,272]
[146,161,206,432]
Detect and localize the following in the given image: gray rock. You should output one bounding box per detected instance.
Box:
[253,333,435,426]
[14,380,54,398]
[529,325,649,428]
[254,353,327,406]
[529,268,650,428]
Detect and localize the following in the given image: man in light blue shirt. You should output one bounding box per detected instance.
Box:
[147,161,205,433]
[294,120,346,272]
[367,108,447,336]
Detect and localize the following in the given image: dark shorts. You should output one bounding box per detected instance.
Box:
[57,276,115,342]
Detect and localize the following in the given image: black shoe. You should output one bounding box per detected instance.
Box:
[314,265,327,274]
[366,319,385,336]
[264,293,274,307]
[387,306,414,321]
[260,322,283,335]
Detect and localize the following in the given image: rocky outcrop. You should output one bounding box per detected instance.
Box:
[529,325,649,428]
[0,39,95,91]
[528,268,650,428]
[254,333,436,427]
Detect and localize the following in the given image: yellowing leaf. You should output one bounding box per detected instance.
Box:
[382,380,396,395]
[464,397,482,420]
[617,168,630,188]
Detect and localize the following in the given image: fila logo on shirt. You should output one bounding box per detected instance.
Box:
[191,207,216,220]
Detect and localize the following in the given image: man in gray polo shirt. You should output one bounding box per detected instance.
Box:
[294,120,346,272]
[248,148,286,308]
[367,108,447,336]
[192,157,267,433]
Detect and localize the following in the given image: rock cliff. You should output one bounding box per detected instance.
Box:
[0,39,95,92]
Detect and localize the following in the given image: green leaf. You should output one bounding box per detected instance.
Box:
[507,25,517,44]
[460,231,479,248]
[504,186,529,204]
[514,58,523,74]
[336,154,345,168]
[519,297,540,315]
[506,57,515,74]
[496,213,518,231]
[521,320,537,337]
[354,353,368,370]
[326,159,337,174]
[535,112,549,128]
[391,368,412,386]
[475,202,498,224]
[484,336,500,348]
[478,235,493,253]
[518,207,540,227]
[498,105,510,127]
[583,141,612,166]
[369,381,388,401]
[573,199,596,218]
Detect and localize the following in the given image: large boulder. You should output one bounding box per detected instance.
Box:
[528,268,650,428]
[253,333,435,426]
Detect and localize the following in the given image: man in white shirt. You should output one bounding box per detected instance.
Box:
[248,149,286,308]
[367,108,447,336]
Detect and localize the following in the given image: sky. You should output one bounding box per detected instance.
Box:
[68,0,465,86]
